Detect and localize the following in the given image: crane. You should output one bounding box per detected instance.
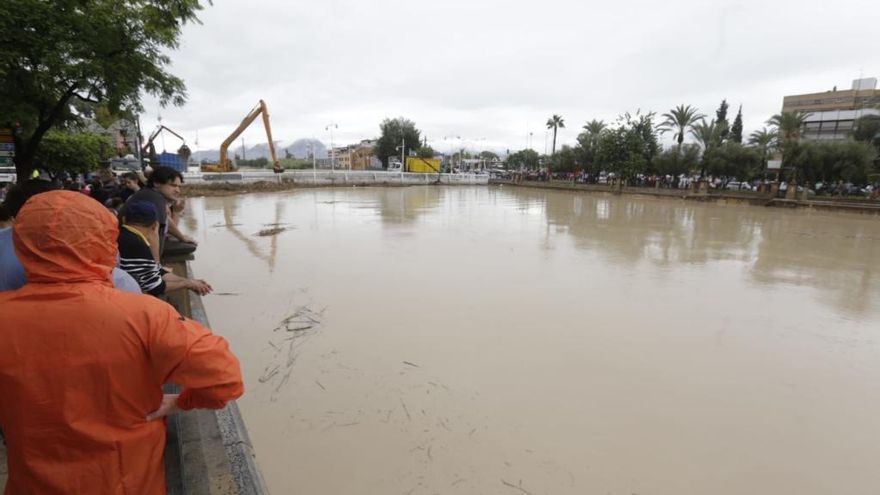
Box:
[201,100,282,173]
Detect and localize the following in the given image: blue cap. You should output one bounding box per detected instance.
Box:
[123,200,158,225]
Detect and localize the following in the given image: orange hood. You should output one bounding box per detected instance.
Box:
[13,190,118,285]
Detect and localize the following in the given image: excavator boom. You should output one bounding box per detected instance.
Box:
[209,100,281,173]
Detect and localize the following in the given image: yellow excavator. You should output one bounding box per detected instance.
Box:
[201,100,283,173]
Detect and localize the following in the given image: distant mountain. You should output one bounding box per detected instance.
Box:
[190,138,328,163]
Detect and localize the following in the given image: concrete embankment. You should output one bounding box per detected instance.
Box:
[494,180,880,215]
[183,170,488,196]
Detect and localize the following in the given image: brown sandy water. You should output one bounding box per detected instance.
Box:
[184,186,880,495]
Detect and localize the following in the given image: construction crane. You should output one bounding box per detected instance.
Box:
[141,125,190,168]
[201,100,282,173]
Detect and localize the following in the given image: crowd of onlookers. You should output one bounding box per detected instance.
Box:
[0,166,240,491]
[1,165,212,298]
[506,169,880,199]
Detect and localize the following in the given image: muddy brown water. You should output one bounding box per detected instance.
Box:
[184,186,880,495]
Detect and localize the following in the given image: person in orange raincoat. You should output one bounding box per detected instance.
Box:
[0,191,244,494]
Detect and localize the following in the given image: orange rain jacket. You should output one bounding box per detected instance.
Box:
[0,191,244,494]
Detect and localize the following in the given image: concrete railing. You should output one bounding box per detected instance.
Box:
[164,258,270,495]
[184,170,490,186]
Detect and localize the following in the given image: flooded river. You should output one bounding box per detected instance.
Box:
[184,186,880,495]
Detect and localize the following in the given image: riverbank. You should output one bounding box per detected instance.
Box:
[182,170,489,197]
[494,179,880,216]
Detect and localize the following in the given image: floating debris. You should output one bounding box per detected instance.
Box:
[403,361,420,368]
[256,227,286,237]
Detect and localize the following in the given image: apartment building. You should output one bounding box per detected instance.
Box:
[782,78,880,140]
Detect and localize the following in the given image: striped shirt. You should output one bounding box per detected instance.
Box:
[118,225,166,296]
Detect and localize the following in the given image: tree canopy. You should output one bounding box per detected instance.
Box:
[374,117,421,168]
[33,131,108,177]
[0,0,209,179]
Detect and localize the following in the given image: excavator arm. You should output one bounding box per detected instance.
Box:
[141,125,186,160]
[217,100,282,173]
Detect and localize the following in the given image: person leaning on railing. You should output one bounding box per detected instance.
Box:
[0,191,243,494]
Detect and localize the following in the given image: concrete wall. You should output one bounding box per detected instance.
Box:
[184,170,489,186]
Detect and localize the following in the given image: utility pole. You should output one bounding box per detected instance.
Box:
[401,138,405,173]
[326,123,337,170]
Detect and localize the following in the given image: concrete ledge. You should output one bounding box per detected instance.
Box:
[495,180,880,215]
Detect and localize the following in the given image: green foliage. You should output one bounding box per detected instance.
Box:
[704,142,763,180]
[551,145,578,173]
[573,120,606,174]
[653,145,701,177]
[730,106,744,144]
[689,119,722,176]
[852,115,880,154]
[416,146,435,158]
[0,0,209,179]
[279,158,314,170]
[33,131,108,176]
[748,128,778,167]
[596,112,659,181]
[784,139,876,184]
[375,117,421,168]
[659,105,704,146]
[237,157,270,168]
[507,149,540,169]
[479,150,499,161]
[715,99,730,142]
[546,114,565,166]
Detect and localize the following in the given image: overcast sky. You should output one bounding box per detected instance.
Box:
[140,0,879,154]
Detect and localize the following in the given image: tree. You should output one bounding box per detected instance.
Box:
[689,119,721,177]
[583,119,606,137]
[507,149,540,169]
[416,146,435,158]
[785,139,876,185]
[852,115,880,155]
[596,111,659,184]
[33,131,108,178]
[479,150,499,161]
[545,114,565,168]
[654,145,701,179]
[715,99,730,142]
[659,105,704,147]
[748,128,778,169]
[705,142,763,180]
[0,0,209,180]
[552,145,578,173]
[767,111,808,179]
[730,105,744,144]
[375,117,421,168]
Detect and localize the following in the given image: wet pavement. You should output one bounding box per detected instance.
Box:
[184,186,880,495]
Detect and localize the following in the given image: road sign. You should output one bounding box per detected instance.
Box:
[767,159,782,170]
[0,151,13,157]
[0,157,13,166]
[0,143,13,152]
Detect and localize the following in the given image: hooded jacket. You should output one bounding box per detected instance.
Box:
[0,191,244,494]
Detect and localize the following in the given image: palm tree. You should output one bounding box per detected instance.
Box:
[689,118,719,177]
[583,119,606,136]
[660,104,705,148]
[546,114,565,169]
[748,128,778,168]
[767,111,808,185]
[766,111,807,143]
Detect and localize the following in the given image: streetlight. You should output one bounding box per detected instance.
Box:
[325,123,338,170]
